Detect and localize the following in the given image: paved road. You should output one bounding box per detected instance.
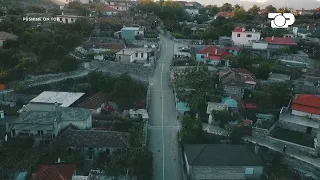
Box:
[147,35,183,180]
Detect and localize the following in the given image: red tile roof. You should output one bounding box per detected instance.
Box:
[198,45,230,57]
[32,164,76,180]
[78,91,107,110]
[264,37,297,45]
[232,27,245,32]
[104,6,119,12]
[292,94,320,115]
[216,12,232,17]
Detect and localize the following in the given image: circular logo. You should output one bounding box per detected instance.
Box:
[274,14,286,27]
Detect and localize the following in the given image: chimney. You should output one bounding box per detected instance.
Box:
[271,36,274,40]
[123,50,124,54]
[254,143,259,154]
[206,52,209,57]
[242,27,245,32]
[307,26,310,30]
[57,157,61,163]
[215,49,218,55]
[22,105,26,112]
[55,102,58,107]
[252,28,255,32]
[53,119,58,131]
[0,110,4,119]
[32,173,37,180]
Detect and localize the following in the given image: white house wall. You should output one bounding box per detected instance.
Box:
[232,32,261,46]
[252,42,268,50]
[292,110,320,120]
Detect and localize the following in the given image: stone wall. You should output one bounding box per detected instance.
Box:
[283,155,320,178]
[278,120,307,133]
[267,136,316,156]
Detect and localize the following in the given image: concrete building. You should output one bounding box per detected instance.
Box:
[102,0,135,11]
[9,105,92,139]
[184,144,264,180]
[52,127,131,161]
[0,31,18,47]
[115,26,145,41]
[185,8,199,16]
[56,14,84,24]
[19,91,85,112]
[115,48,152,64]
[264,36,297,49]
[217,68,256,99]
[232,27,261,46]
[279,94,320,137]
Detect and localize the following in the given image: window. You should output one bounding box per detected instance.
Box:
[137,31,140,35]
[118,56,121,60]
[246,34,252,37]
[201,55,205,59]
[245,168,254,175]
[71,19,74,22]
[59,18,62,21]
[141,53,144,58]
[135,53,138,57]
[237,34,240,37]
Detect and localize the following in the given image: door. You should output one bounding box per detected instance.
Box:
[306,127,312,134]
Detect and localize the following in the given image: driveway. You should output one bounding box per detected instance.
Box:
[147,34,183,180]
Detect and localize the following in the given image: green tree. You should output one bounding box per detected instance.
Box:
[180,115,203,139]
[213,110,233,128]
[231,125,252,144]
[54,45,67,60]
[59,55,78,72]
[221,3,233,12]
[233,4,241,11]
[247,5,260,16]
[255,62,271,80]
[233,7,247,20]
[265,5,277,13]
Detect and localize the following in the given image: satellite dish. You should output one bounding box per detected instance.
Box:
[5,135,7,142]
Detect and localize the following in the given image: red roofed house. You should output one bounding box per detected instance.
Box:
[103,6,119,16]
[264,36,297,49]
[78,91,108,114]
[252,36,297,50]
[279,94,320,139]
[31,164,77,180]
[217,68,256,98]
[214,12,232,19]
[196,45,241,66]
[231,27,261,46]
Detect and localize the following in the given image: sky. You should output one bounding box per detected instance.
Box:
[180,0,320,5]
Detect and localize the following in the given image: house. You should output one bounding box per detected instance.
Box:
[52,128,131,161]
[10,105,92,139]
[232,27,261,46]
[19,91,85,112]
[218,68,256,99]
[278,54,312,67]
[32,163,77,180]
[264,36,297,49]
[214,12,232,19]
[77,91,107,114]
[0,31,18,47]
[103,0,134,11]
[56,14,84,24]
[279,94,320,137]
[206,102,228,124]
[267,73,291,83]
[293,9,317,16]
[115,48,152,64]
[103,6,119,16]
[66,0,91,4]
[185,8,199,16]
[129,109,149,121]
[292,26,320,39]
[184,144,264,180]
[116,26,145,41]
[196,45,239,66]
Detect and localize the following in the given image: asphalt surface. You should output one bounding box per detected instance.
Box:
[147,35,183,180]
